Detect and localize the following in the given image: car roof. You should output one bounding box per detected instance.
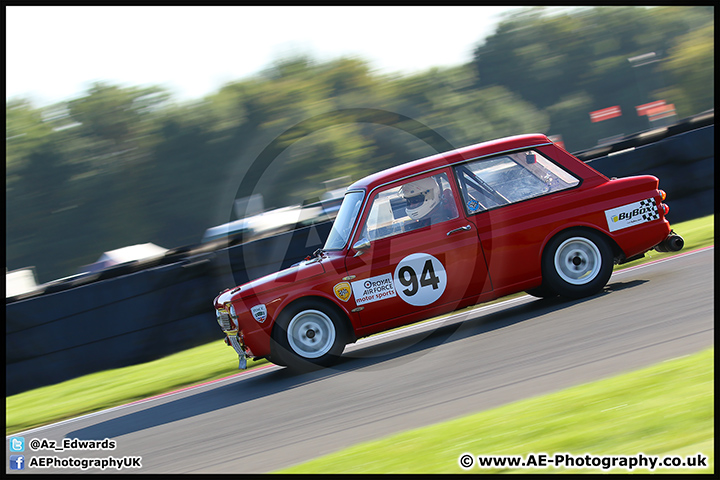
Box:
[348,133,553,193]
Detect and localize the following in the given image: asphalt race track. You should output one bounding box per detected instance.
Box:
[7,247,714,474]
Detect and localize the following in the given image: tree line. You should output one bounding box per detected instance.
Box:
[6,6,714,283]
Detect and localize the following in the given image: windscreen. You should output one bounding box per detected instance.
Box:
[323,191,364,250]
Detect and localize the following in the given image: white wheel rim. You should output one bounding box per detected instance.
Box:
[554,237,602,285]
[287,309,336,359]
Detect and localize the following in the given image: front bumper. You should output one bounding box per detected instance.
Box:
[227,334,247,369]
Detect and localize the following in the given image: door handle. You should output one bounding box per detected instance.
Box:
[447,225,472,236]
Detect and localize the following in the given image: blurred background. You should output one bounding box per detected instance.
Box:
[6,6,714,286]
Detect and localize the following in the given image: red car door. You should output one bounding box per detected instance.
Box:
[344,170,491,328]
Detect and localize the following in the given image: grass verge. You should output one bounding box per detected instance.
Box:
[5,214,713,435]
[5,344,267,435]
[278,347,714,474]
[615,213,714,269]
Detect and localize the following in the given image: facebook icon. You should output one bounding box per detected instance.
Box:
[10,455,25,470]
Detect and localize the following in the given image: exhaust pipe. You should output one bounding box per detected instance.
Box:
[654,232,684,252]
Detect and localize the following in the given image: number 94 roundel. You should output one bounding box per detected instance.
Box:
[393,253,446,306]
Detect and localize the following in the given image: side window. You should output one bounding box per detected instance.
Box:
[454,150,580,214]
[363,172,458,241]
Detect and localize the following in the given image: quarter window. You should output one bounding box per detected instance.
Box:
[454,150,579,214]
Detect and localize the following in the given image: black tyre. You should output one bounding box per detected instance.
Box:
[542,229,614,300]
[271,300,348,371]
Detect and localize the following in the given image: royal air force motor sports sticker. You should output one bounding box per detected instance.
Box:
[604,198,659,232]
[351,273,397,305]
[344,253,448,308]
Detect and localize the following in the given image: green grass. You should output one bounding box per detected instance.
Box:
[614,213,714,269]
[5,343,268,435]
[278,347,714,474]
[5,214,713,436]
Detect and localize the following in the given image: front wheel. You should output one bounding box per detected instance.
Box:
[272,300,348,371]
[542,229,614,300]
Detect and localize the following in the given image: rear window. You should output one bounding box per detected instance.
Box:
[454,150,580,214]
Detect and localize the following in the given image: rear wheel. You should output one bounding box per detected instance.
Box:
[272,300,348,371]
[542,229,613,299]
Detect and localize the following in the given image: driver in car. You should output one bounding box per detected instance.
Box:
[400,176,456,232]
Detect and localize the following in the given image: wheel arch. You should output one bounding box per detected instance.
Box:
[538,224,618,299]
[272,294,356,345]
[541,224,623,265]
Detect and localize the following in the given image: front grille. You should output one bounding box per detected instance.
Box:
[217,311,232,331]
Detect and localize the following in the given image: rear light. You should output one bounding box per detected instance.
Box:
[659,189,667,201]
[660,203,669,215]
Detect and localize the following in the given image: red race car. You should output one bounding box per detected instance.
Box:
[214,134,683,371]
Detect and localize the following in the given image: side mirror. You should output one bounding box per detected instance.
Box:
[352,237,371,256]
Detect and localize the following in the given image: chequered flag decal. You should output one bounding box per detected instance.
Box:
[639,198,659,221]
[605,197,660,232]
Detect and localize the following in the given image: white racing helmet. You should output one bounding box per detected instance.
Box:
[400,177,440,220]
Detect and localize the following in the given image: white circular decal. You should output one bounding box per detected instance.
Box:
[393,253,447,306]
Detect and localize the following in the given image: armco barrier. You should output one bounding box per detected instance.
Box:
[6,256,220,395]
[583,123,714,223]
[573,109,714,162]
[5,115,713,395]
